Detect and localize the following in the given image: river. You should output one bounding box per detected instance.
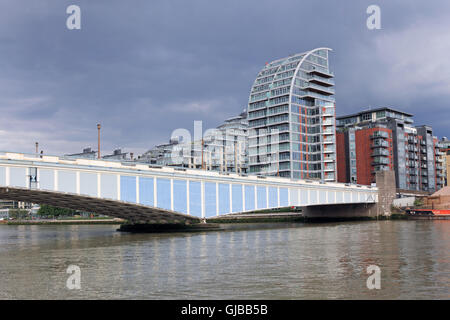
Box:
[0,220,448,299]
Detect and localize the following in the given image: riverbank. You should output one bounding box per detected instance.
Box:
[1,212,409,227]
[118,223,223,233]
[4,218,124,225]
[207,212,408,223]
[206,212,305,223]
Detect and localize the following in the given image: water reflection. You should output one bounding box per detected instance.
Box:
[0,221,449,299]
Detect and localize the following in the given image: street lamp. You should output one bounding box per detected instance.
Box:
[97,124,101,159]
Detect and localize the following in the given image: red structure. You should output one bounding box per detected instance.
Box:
[336,132,347,183]
[336,127,394,186]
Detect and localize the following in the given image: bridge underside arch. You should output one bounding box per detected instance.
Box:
[0,187,199,224]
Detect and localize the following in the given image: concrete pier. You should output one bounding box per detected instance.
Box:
[303,171,397,219]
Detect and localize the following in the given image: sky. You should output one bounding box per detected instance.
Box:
[1,0,450,156]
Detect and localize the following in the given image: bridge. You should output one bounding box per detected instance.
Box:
[0,152,379,223]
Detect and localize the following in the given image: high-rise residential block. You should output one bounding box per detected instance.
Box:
[247,48,336,181]
[337,107,445,193]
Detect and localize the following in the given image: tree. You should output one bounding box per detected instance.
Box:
[8,209,29,220]
[37,204,77,217]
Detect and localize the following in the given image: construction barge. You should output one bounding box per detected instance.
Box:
[406,209,450,220]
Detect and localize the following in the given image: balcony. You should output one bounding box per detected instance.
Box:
[372,149,389,157]
[323,137,334,144]
[322,119,334,126]
[322,107,335,117]
[302,83,335,95]
[248,112,268,121]
[371,140,389,148]
[301,91,335,102]
[407,136,418,144]
[372,165,390,173]
[372,157,390,165]
[308,74,335,86]
[408,161,417,168]
[371,131,389,139]
[307,65,334,78]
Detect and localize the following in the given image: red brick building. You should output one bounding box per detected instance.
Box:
[337,107,445,192]
[336,126,394,186]
[336,132,347,183]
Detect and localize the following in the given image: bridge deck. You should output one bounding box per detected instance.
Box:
[0,152,378,222]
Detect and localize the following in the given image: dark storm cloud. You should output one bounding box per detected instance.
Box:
[1,0,450,155]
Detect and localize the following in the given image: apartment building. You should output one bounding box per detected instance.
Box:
[337,107,444,193]
[140,111,248,173]
[247,48,336,181]
[436,137,449,186]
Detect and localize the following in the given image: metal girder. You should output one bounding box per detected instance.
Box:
[0,187,199,224]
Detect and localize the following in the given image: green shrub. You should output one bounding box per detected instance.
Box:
[37,204,77,217]
[414,198,424,207]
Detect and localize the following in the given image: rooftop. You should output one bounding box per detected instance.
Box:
[337,107,413,120]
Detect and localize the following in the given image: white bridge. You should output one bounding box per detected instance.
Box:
[0,152,378,223]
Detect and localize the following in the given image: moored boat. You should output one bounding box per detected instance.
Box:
[406,208,450,219]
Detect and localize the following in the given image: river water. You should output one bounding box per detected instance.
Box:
[0,221,448,299]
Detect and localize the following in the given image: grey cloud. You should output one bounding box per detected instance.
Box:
[0,0,449,156]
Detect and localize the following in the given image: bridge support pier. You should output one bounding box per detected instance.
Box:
[303,171,396,220]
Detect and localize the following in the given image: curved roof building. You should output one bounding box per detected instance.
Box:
[247,48,336,181]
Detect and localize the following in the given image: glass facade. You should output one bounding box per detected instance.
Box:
[248,48,336,181]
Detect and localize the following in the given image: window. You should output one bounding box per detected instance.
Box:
[376,111,386,119]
